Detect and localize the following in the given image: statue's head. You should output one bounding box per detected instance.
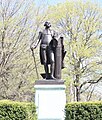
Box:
[44,21,51,28]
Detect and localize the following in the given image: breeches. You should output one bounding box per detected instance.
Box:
[40,46,54,64]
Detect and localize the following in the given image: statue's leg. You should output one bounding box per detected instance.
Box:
[44,64,49,79]
[50,51,55,79]
[42,49,49,79]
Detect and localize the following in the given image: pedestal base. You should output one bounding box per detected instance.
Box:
[34,80,66,120]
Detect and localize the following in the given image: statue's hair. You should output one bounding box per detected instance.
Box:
[44,21,51,27]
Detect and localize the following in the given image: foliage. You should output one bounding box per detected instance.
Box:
[47,0,102,101]
[0,0,47,101]
[0,100,37,120]
[0,0,102,102]
[65,101,102,120]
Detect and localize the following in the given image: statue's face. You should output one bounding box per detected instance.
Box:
[45,25,50,28]
[44,22,51,28]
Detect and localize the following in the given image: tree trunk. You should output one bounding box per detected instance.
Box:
[76,86,80,101]
[74,74,80,101]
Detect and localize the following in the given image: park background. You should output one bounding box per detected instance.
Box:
[0,0,102,109]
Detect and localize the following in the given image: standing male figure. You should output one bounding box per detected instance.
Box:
[31,21,58,79]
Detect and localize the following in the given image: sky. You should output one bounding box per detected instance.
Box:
[43,0,66,5]
[34,0,65,6]
[35,0,102,6]
[48,0,102,5]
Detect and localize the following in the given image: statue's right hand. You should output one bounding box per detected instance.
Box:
[30,44,36,51]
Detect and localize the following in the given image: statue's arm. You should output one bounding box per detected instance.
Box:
[52,31,58,39]
[30,32,42,50]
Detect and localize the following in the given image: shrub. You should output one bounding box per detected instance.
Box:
[0,100,37,120]
[65,101,102,120]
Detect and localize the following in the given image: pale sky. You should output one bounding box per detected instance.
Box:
[35,0,102,6]
[34,0,65,6]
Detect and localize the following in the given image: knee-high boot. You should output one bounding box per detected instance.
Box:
[50,62,55,79]
[44,64,49,79]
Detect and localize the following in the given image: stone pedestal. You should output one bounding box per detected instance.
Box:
[34,80,66,120]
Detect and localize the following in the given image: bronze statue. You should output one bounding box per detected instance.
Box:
[31,21,66,80]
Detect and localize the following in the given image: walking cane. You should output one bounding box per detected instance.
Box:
[30,47,39,80]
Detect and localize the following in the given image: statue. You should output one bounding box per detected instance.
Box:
[31,21,66,80]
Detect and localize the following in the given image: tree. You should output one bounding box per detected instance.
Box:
[47,0,102,101]
[0,0,47,101]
